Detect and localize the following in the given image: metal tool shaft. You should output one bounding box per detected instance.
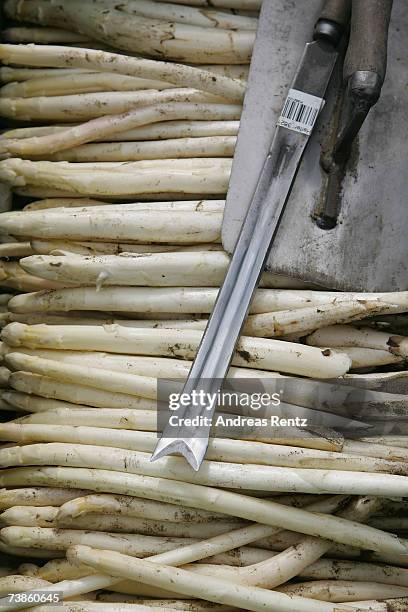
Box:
[152,40,338,471]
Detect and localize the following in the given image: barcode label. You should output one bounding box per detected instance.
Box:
[277,89,324,135]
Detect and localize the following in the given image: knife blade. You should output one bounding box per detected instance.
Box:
[152,35,339,471]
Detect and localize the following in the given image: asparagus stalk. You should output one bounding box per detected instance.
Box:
[0,45,246,100]
[279,580,408,602]
[0,88,226,122]
[0,488,89,510]
[3,465,407,556]
[1,391,126,413]
[2,119,240,142]
[2,27,92,44]
[12,251,324,288]
[1,105,242,156]
[0,67,98,82]
[91,0,258,31]
[0,575,51,597]
[3,442,408,503]
[0,497,345,609]
[307,325,408,358]
[0,158,232,198]
[5,287,340,314]
[2,323,352,377]
[334,347,404,369]
[30,240,223,256]
[62,545,362,612]
[2,208,223,243]
[187,498,381,589]
[0,243,35,258]
[5,352,158,400]
[2,422,406,475]
[157,1,261,8]
[9,371,154,409]
[0,72,174,97]
[1,507,242,538]
[3,3,256,64]
[41,137,237,162]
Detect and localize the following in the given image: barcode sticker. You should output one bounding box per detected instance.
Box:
[277,89,324,135]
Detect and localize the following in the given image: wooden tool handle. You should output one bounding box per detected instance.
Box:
[344,0,393,83]
[320,0,352,28]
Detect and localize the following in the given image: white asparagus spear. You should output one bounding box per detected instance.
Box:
[1,496,343,609]
[344,601,408,612]
[0,242,35,257]
[342,440,408,463]
[0,575,51,597]
[0,507,242,538]
[2,423,406,475]
[343,370,408,393]
[0,366,10,387]
[0,67,98,82]
[15,252,311,287]
[6,314,184,327]
[2,390,135,414]
[359,436,408,448]
[9,371,154,410]
[14,187,231,200]
[5,352,158,400]
[0,73,175,97]
[3,209,223,243]
[42,137,236,162]
[1,27,92,44]
[3,465,408,556]
[0,488,89,510]
[64,545,359,612]
[0,526,195,556]
[0,45,246,100]
[0,158,232,198]
[333,347,404,369]
[0,103,242,157]
[2,323,352,378]
[57,492,326,522]
[3,493,225,524]
[30,241,223,256]
[90,0,258,31]
[106,0,262,7]
[186,497,381,589]
[4,443,408,505]
[244,300,398,338]
[161,0,261,7]
[20,199,227,213]
[19,199,227,215]
[5,304,396,338]
[307,325,408,358]
[3,4,256,64]
[0,89,225,122]
[1,349,282,382]
[25,197,110,209]
[370,516,408,530]
[279,581,408,602]
[15,605,233,612]
[0,261,70,292]
[2,119,240,142]
[299,558,408,587]
[0,539,62,560]
[6,287,326,314]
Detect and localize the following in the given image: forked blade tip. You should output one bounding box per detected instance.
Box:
[150,438,202,471]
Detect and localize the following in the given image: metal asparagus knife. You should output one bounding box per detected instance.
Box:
[151,4,344,470]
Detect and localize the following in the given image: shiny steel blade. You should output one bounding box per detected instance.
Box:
[152,40,338,470]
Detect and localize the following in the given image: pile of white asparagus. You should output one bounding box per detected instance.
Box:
[0,1,408,611]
